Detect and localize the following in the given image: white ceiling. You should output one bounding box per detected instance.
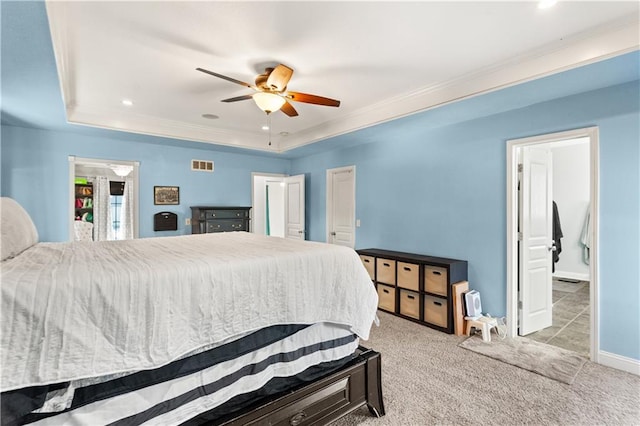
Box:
[45,1,639,153]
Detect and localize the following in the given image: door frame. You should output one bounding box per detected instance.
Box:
[506,127,599,362]
[68,156,140,241]
[326,165,356,247]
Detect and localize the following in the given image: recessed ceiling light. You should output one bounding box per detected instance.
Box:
[121,99,133,106]
[538,0,557,9]
[201,114,219,119]
[262,125,269,130]
[279,131,289,137]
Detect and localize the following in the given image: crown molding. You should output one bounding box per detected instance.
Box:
[278,16,640,151]
[46,1,75,109]
[66,105,279,153]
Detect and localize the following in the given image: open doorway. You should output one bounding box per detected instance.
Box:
[68,156,140,242]
[506,127,599,362]
[251,173,306,240]
[252,173,286,238]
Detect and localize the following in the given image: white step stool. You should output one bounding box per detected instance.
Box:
[465,316,498,342]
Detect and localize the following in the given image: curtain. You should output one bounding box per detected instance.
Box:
[93,176,112,241]
[265,185,271,236]
[120,178,135,240]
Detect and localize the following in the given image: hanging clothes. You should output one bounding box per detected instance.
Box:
[580,206,591,265]
[552,201,563,272]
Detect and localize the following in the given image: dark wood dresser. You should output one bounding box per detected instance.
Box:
[190,206,251,234]
[357,248,468,334]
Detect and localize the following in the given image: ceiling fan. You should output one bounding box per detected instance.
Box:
[196,64,340,117]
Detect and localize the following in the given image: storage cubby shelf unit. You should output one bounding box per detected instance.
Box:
[357,248,468,334]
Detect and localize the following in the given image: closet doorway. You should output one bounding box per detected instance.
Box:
[68,156,140,242]
[506,127,599,362]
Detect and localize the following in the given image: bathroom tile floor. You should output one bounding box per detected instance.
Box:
[528,278,590,357]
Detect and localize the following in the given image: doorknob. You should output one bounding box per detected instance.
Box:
[330,231,336,236]
[298,230,304,234]
[547,245,557,252]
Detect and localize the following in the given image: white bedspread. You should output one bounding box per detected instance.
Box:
[1,232,378,392]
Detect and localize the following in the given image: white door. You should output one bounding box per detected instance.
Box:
[519,147,553,336]
[326,166,355,248]
[285,174,305,240]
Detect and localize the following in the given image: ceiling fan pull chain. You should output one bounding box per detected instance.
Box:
[268,113,272,146]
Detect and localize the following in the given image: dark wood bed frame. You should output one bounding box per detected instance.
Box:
[207,346,385,425]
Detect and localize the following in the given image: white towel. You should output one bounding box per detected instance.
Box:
[579,206,591,265]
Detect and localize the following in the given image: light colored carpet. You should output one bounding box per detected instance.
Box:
[333,311,640,426]
[458,335,586,384]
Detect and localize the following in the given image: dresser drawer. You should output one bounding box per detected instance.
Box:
[377,284,395,312]
[397,262,419,291]
[376,258,396,285]
[205,209,248,219]
[206,219,246,232]
[399,289,420,320]
[360,255,375,280]
[206,222,223,233]
[424,294,448,328]
[424,265,448,296]
[245,375,356,426]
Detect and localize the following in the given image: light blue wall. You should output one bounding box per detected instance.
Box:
[1,125,290,241]
[291,80,640,360]
[1,81,638,361]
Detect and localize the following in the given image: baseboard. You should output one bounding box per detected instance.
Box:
[553,271,590,282]
[598,350,640,375]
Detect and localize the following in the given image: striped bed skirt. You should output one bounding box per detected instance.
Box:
[2,322,359,426]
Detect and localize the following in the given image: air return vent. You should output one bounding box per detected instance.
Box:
[192,160,214,172]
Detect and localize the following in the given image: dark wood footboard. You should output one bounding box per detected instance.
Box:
[218,346,385,425]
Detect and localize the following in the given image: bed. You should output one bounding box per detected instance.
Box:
[0,197,384,425]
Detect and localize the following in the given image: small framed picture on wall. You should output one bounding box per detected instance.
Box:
[154,186,180,205]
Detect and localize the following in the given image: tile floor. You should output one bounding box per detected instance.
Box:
[527,278,590,357]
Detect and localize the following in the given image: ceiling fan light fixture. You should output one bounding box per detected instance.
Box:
[252,92,285,113]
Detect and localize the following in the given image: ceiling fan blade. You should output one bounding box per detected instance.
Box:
[280,101,299,117]
[196,68,254,89]
[221,94,254,103]
[285,91,340,107]
[266,64,293,92]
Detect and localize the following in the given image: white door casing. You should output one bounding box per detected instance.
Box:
[519,147,554,335]
[285,174,305,240]
[507,126,599,365]
[68,156,140,241]
[326,166,356,248]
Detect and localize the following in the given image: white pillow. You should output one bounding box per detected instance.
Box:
[1,197,39,261]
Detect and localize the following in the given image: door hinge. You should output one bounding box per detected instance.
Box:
[518,300,523,309]
[518,163,523,173]
[518,232,523,241]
